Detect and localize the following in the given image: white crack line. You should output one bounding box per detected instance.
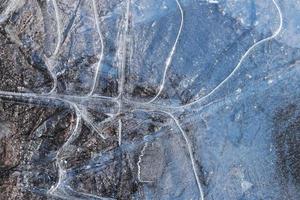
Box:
[0,90,117,102]
[145,0,184,104]
[45,57,58,94]
[115,0,131,147]
[52,0,62,57]
[135,109,205,200]
[137,142,154,183]
[118,118,122,146]
[177,0,283,109]
[139,0,282,112]
[46,0,81,95]
[49,102,115,199]
[49,102,82,196]
[163,111,205,200]
[0,90,118,139]
[88,0,105,96]
[117,0,131,100]
[46,0,62,94]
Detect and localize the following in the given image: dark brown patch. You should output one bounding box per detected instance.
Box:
[273,103,300,185]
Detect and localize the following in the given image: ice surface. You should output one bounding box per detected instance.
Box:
[0,0,300,199]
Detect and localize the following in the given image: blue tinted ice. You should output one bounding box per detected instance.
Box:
[0,0,300,199]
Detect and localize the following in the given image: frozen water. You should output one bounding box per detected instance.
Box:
[0,0,300,199]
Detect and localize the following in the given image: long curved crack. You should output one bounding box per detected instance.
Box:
[46,0,62,94]
[0,0,288,199]
[145,0,184,104]
[88,0,105,97]
[145,0,283,111]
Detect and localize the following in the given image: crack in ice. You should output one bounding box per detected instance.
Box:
[0,0,283,198]
[145,0,184,104]
[88,0,105,97]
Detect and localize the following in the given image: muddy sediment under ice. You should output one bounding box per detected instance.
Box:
[1,0,300,199]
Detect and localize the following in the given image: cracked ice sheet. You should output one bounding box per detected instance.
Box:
[1,0,300,200]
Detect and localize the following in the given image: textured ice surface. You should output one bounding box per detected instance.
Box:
[0,0,300,199]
